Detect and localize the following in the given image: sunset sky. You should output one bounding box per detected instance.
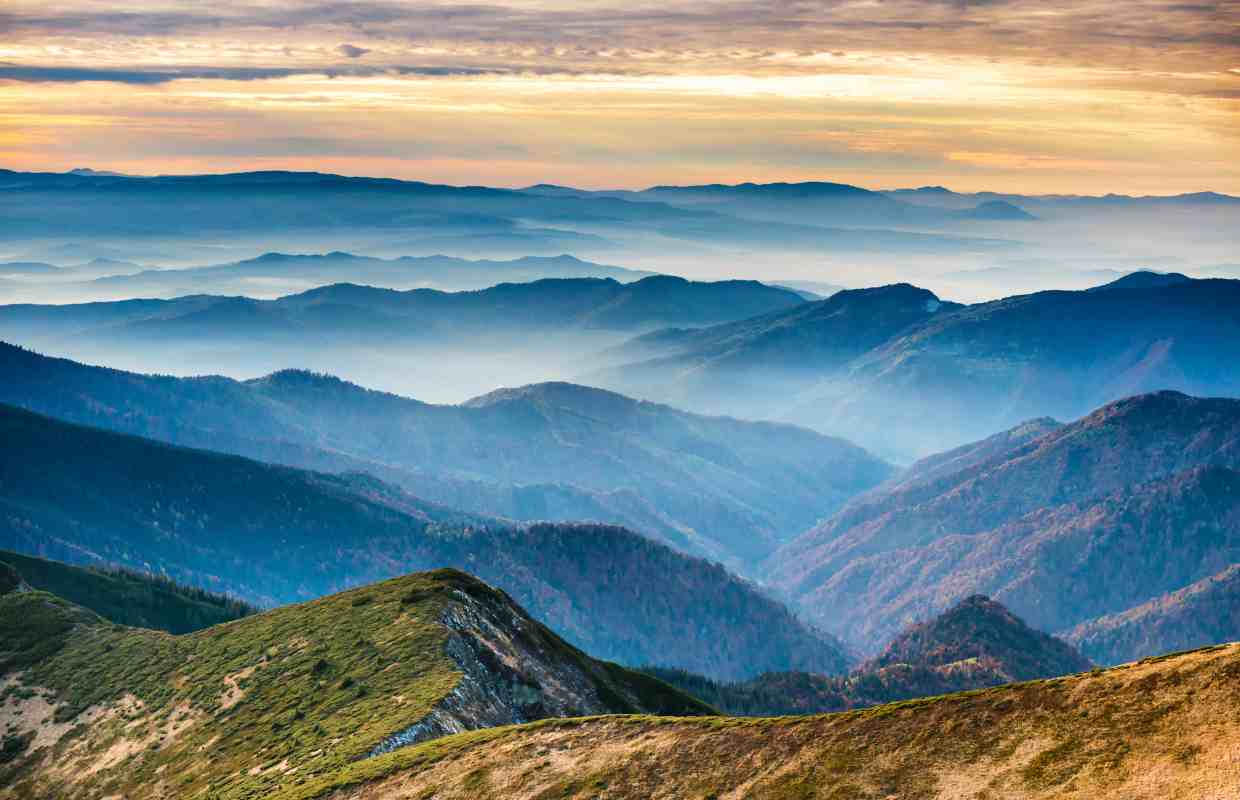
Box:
[2,0,1238,193]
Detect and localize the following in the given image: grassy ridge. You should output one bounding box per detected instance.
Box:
[0,568,709,800]
[0,572,461,799]
[298,642,1240,800]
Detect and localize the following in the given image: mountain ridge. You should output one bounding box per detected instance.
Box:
[0,567,711,800]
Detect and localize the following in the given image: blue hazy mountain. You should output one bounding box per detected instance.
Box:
[594,273,1240,460]
[0,342,891,568]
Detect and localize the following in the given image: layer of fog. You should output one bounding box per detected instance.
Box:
[2,199,1238,306]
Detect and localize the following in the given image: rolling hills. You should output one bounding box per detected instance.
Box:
[768,391,1240,655]
[0,402,849,679]
[54,252,657,301]
[0,273,805,344]
[0,343,891,567]
[0,568,710,800]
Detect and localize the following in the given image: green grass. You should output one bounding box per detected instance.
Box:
[0,571,464,800]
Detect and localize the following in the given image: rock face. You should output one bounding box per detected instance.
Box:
[368,573,712,755]
[0,568,708,800]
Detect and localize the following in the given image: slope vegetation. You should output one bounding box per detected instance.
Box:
[1066,564,1240,665]
[0,569,709,800]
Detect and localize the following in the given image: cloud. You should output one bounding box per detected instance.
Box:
[336,43,370,59]
[2,1,1235,73]
[0,63,508,85]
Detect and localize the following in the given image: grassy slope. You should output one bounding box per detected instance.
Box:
[0,569,706,800]
[0,550,256,634]
[302,642,1240,800]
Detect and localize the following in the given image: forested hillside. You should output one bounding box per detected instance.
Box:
[0,403,847,679]
[770,391,1240,652]
[0,550,255,633]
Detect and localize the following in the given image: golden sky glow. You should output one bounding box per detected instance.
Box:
[2,0,1238,192]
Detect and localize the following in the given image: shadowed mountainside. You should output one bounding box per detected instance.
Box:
[0,402,849,680]
[645,594,1090,717]
[0,550,256,634]
[1065,564,1240,665]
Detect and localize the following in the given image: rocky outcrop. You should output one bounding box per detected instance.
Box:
[370,575,711,756]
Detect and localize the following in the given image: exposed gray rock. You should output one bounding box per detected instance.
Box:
[368,585,663,757]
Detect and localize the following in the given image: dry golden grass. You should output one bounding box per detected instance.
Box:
[306,642,1240,800]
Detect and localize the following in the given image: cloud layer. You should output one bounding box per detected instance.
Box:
[0,0,1236,191]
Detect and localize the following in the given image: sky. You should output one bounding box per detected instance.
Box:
[2,0,1238,193]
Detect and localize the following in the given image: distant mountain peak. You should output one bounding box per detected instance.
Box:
[963,199,1037,220]
[1089,270,1193,292]
[68,167,127,177]
[828,282,945,310]
[462,381,634,410]
[867,594,1092,681]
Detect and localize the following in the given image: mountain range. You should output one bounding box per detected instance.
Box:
[0,273,803,343]
[0,343,890,567]
[0,564,710,800]
[0,170,1005,269]
[768,391,1240,658]
[0,401,849,679]
[595,272,1240,460]
[524,180,1040,228]
[0,274,810,400]
[0,252,657,302]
